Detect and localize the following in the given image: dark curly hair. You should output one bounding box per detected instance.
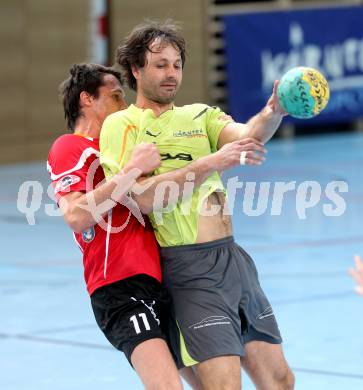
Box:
[59,63,123,131]
[116,19,186,91]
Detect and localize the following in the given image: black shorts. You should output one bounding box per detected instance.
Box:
[160,236,282,367]
[90,274,172,365]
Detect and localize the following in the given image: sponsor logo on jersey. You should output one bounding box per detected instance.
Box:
[55,174,81,193]
[192,107,209,120]
[173,129,207,138]
[146,130,161,138]
[82,226,95,243]
[161,152,193,161]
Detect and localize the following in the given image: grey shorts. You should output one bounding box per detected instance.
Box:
[160,236,282,367]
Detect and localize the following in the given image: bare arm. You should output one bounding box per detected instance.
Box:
[132,138,266,214]
[59,143,161,233]
[217,80,287,148]
[59,170,137,233]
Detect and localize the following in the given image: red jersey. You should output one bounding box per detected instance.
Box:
[47,134,161,295]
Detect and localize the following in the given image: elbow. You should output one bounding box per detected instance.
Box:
[132,195,153,215]
[139,198,175,214]
[136,194,179,214]
[137,199,153,215]
[132,191,178,215]
[70,222,85,234]
[64,211,89,233]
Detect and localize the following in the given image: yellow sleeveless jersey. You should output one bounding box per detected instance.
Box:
[100,104,232,247]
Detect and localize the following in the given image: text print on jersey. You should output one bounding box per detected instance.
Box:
[160,153,193,161]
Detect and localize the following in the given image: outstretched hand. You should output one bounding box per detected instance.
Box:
[266,80,288,117]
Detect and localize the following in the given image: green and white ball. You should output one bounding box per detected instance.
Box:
[277,67,330,119]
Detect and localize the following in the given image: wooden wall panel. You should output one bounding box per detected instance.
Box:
[0,0,89,164]
[0,0,210,164]
[0,1,27,162]
[0,145,27,165]
[25,0,89,161]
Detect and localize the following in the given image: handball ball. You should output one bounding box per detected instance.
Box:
[277,67,330,119]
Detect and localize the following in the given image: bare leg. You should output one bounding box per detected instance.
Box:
[194,355,241,390]
[131,338,183,390]
[241,341,294,390]
[180,367,204,390]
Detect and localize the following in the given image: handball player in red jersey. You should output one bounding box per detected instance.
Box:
[47,63,201,389]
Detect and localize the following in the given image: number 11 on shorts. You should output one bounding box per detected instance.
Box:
[130,313,151,334]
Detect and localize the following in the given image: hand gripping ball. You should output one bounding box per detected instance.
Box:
[277,67,330,119]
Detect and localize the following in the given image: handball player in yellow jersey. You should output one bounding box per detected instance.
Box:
[100,20,294,390]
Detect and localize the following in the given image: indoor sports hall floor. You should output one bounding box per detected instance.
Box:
[1,132,363,390]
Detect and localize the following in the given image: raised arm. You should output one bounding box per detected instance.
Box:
[217,81,287,148]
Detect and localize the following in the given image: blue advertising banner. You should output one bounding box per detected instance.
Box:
[223,5,363,124]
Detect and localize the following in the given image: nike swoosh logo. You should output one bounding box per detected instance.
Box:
[146,130,161,137]
[192,107,208,120]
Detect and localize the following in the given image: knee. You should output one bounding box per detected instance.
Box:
[147,380,183,390]
[196,356,241,390]
[144,371,183,390]
[286,369,295,390]
[276,367,295,390]
[198,368,241,390]
[204,378,239,390]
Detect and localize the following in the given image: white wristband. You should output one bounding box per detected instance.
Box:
[240,151,247,165]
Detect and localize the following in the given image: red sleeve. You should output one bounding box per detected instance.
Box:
[47,135,100,201]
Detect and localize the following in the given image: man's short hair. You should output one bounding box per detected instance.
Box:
[116,19,186,91]
[59,63,123,131]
